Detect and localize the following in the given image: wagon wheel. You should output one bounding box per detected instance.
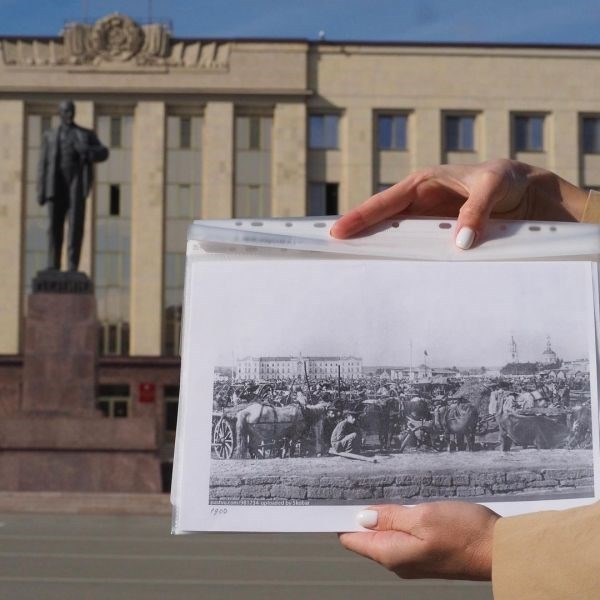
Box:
[212,416,235,459]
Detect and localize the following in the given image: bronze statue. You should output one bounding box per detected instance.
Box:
[37,100,109,272]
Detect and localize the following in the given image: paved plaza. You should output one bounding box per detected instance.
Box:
[0,508,492,600]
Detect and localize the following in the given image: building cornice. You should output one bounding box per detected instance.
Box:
[99,356,181,369]
[4,30,600,52]
[0,14,231,70]
[0,89,312,99]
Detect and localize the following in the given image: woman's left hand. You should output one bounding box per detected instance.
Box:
[339,501,500,581]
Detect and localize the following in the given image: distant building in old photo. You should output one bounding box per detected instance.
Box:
[236,355,363,380]
[1,12,600,489]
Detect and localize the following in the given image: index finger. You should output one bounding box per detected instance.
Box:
[330,174,423,239]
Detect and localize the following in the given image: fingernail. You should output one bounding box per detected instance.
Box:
[455,226,476,250]
[357,509,378,528]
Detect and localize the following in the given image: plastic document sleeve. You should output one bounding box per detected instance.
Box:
[171,217,600,533]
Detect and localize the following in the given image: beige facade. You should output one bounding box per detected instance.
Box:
[236,356,363,381]
[2,14,600,356]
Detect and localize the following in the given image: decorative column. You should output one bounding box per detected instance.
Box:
[341,107,373,212]
[412,108,441,170]
[130,102,165,356]
[202,101,234,218]
[0,100,25,354]
[482,109,511,161]
[549,111,579,184]
[272,102,307,217]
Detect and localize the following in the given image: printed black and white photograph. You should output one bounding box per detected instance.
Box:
[175,259,599,530]
[210,341,593,506]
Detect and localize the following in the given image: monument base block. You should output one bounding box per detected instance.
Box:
[0,415,161,493]
[0,452,160,493]
[23,271,97,415]
[10,273,162,493]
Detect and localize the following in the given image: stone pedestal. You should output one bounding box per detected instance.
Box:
[22,271,97,414]
[0,271,161,493]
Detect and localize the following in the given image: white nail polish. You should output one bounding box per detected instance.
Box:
[357,509,378,528]
[456,226,476,250]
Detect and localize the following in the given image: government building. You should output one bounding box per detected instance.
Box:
[235,356,363,381]
[1,13,600,489]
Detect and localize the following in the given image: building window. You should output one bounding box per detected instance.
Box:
[445,115,475,151]
[514,115,544,152]
[234,115,272,218]
[309,114,339,149]
[97,384,130,418]
[110,117,122,148]
[95,115,132,356]
[40,116,52,138]
[179,117,191,149]
[234,184,270,218]
[164,385,179,443]
[165,115,202,355]
[378,115,407,150]
[109,184,120,216]
[249,116,261,150]
[582,117,600,154]
[308,183,338,216]
[236,115,271,151]
[98,321,130,355]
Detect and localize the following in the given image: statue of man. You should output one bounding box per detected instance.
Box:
[37,100,109,272]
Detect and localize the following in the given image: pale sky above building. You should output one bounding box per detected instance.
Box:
[2,0,600,44]
[191,260,594,369]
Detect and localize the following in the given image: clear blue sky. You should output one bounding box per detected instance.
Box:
[2,0,600,44]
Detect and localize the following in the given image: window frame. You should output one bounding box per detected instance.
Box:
[444,113,477,152]
[110,116,122,148]
[377,113,409,151]
[513,113,546,153]
[179,116,192,149]
[582,115,600,155]
[308,113,340,150]
[308,181,339,216]
[96,384,131,418]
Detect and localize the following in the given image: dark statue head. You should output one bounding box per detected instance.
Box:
[58,100,76,126]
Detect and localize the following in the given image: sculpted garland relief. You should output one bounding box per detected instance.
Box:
[0,13,229,69]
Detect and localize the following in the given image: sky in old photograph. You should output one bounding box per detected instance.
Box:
[2,1,600,45]
[192,260,594,369]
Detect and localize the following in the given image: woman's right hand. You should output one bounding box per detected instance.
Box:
[331,159,588,249]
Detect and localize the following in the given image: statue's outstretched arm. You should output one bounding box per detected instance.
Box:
[87,131,109,163]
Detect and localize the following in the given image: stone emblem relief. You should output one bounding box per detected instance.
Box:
[0,13,230,69]
[89,14,144,62]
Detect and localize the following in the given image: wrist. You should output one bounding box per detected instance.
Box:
[581,189,600,223]
[466,514,500,581]
[525,166,588,221]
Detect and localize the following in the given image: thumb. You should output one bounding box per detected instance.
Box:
[454,191,495,250]
[357,504,416,533]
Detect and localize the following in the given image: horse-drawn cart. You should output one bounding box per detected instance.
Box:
[211,408,237,459]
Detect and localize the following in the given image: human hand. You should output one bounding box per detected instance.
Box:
[339,502,500,581]
[330,159,588,249]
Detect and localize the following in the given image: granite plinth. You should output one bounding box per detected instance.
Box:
[0,452,161,493]
[0,415,161,492]
[15,282,162,493]
[22,287,97,414]
[0,415,157,450]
